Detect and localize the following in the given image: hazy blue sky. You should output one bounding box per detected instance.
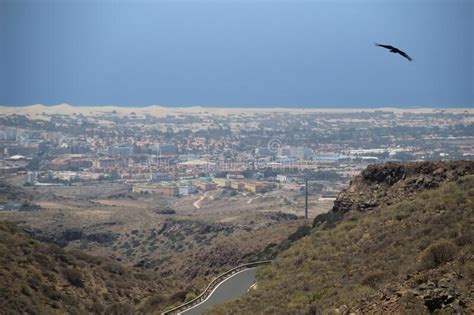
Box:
[0,0,472,108]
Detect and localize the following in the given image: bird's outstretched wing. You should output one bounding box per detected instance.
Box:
[375,42,413,61]
[375,43,395,50]
[397,50,412,61]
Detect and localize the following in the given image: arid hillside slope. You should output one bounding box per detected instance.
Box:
[0,221,182,314]
[207,161,474,314]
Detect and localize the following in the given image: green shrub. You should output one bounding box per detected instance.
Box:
[360,271,385,289]
[133,272,151,281]
[62,294,80,307]
[462,261,474,280]
[155,207,176,215]
[33,252,52,267]
[21,285,33,297]
[185,292,197,302]
[142,294,165,310]
[305,303,323,315]
[168,291,187,304]
[103,262,126,275]
[454,232,474,247]
[63,268,84,288]
[288,225,312,242]
[42,285,63,301]
[57,254,72,264]
[89,302,105,314]
[104,303,134,315]
[417,240,457,270]
[27,273,42,290]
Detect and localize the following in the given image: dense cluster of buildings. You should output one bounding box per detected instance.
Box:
[130,176,274,197]
[1,109,472,199]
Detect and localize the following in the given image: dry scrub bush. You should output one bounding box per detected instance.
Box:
[417,240,457,270]
[104,302,134,315]
[360,271,385,289]
[141,294,166,311]
[462,261,474,280]
[103,261,127,275]
[62,268,84,288]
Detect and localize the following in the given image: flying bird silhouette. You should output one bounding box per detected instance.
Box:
[375,43,412,61]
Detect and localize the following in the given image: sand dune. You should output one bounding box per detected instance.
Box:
[0,103,471,117]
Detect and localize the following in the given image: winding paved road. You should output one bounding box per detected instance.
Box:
[179,267,257,315]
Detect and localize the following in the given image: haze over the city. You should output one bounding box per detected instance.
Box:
[1,0,473,108]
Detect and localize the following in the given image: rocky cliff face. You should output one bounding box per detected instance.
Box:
[314,161,473,227]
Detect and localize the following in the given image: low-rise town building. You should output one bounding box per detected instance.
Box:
[132,183,179,196]
[192,180,217,191]
[244,181,273,193]
[213,177,230,188]
[230,181,245,190]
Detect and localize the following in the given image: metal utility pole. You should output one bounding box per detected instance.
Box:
[304,178,308,219]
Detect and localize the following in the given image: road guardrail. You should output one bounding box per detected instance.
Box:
[161,260,272,315]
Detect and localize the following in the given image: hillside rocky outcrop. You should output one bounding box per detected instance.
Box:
[351,267,473,314]
[314,161,473,228]
[25,227,119,246]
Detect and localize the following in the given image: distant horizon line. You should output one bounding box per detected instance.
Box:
[0,103,472,110]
